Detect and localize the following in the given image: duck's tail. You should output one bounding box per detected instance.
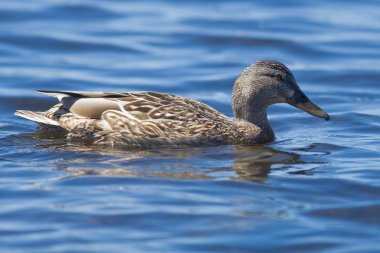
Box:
[15,110,60,126]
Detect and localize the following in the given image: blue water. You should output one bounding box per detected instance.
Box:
[1,1,380,252]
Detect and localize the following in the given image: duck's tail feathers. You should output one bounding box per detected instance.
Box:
[15,110,60,126]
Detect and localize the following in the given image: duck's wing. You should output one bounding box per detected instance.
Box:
[38,90,132,119]
[38,90,230,138]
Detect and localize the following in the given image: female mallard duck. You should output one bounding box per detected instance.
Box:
[15,60,329,147]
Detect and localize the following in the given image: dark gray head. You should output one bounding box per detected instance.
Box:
[232,60,329,122]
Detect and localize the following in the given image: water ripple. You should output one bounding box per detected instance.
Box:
[1,0,380,252]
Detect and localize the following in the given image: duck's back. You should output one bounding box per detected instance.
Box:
[16,91,234,147]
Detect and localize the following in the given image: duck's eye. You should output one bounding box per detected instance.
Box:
[274,74,283,82]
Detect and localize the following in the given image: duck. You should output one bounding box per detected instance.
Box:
[15,60,329,148]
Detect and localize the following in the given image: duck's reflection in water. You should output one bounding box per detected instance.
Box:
[231,145,300,182]
[52,144,301,183]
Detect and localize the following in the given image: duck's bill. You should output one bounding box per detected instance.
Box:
[287,91,330,121]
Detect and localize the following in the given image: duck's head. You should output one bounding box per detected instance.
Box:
[232,60,329,121]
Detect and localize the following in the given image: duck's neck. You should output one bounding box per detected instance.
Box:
[237,105,273,129]
[232,77,275,143]
[244,105,269,126]
[233,104,274,143]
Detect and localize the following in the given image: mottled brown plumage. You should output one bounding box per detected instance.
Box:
[15,60,329,148]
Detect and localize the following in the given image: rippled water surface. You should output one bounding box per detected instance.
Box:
[1,1,380,252]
